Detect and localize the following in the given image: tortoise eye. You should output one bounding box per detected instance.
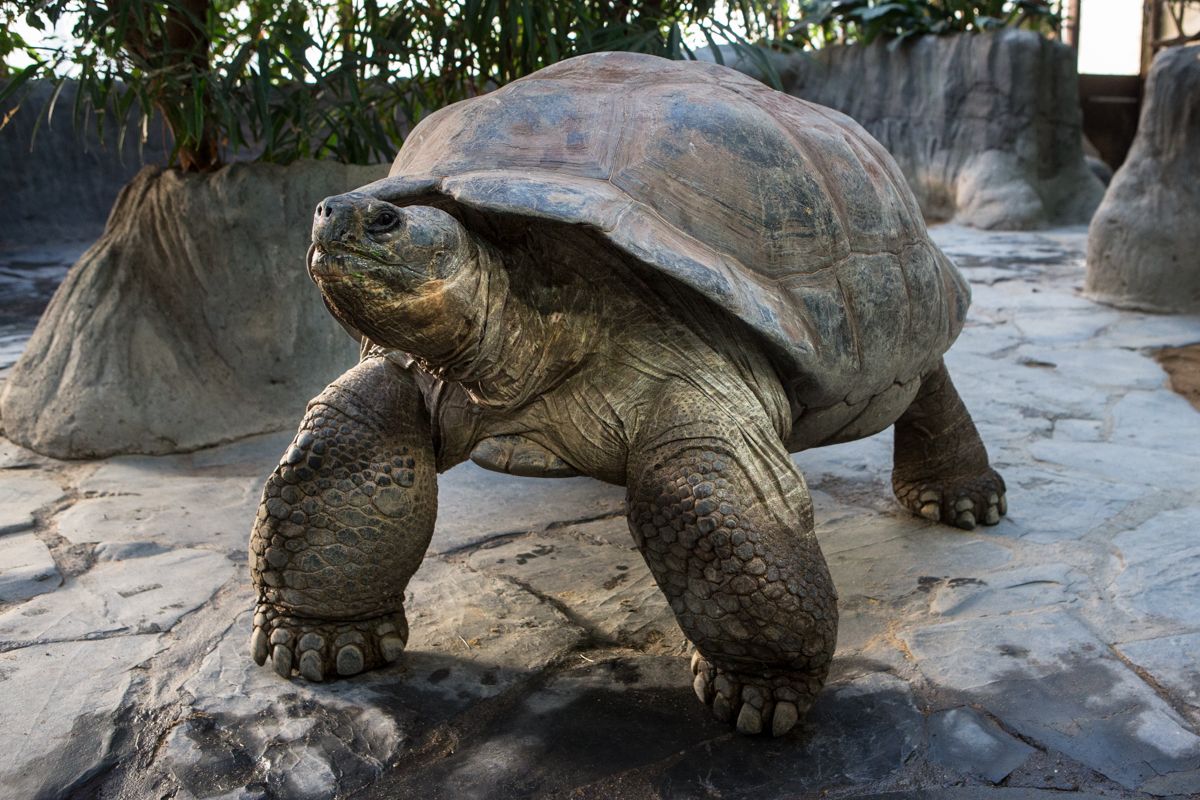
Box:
[369,209,401,233]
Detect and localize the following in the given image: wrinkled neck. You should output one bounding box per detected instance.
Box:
[408,238,582,410]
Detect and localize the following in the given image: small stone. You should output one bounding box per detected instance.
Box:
[0,533,62,602]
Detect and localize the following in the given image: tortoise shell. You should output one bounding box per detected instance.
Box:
[358,51,969,413]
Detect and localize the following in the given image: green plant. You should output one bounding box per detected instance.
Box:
[0,0,779,171]
[784,1,1063,49]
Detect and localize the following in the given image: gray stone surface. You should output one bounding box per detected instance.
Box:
[0,634,163,799]
[928,707,1035,784]
[1086,45,1200,313]
[433,465,624,554]
[0,161,385,459]
[0,532,61,602]
[0,224,1198,798]
[0,471,64,534]
[0,547,234,646]
[773,30,1104,230]
[1118,633,1200,720]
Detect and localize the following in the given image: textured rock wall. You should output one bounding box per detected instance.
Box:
[0,80,172,246]
[1085,45,1200,313]
[0,161,385,457]
[774,30,1105,230]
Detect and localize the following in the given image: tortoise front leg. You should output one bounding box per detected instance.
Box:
[627,383,838,736]
[892,359,1007,530]
[249,355,437,680]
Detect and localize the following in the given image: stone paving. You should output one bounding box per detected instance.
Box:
[0,225,1198,800]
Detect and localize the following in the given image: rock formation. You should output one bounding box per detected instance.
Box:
[1085,45,1200,313]
[0,161,384,457]
[770,30,1105,230]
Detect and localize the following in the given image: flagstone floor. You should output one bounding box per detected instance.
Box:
[1,225,1198,800]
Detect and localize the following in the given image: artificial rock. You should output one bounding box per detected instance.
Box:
[1085,44,1200,312]
[0,160,384,458]
[774,29,1104,229]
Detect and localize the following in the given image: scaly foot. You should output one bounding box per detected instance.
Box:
[893,466,1006,530]
[250,601,409,681]
[690,650,822,736]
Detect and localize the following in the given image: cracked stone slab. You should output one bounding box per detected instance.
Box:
[924,563,1086,620]
[367,654,710,800]
[823,515,1013,607]
[159,556,584,800]
[0,531,61,603]
[1108,389,1200,452]
[55,474,262,553]
[992,464,1149,544]
[164,609,410,800]
[952,351,1117,422]
[0,470,63,534]
[0,439,43,469]
[656,672,924,800]
[1016,344,1175,393]
[1109,506,1200,632]
[1117,633,1200,721]
[431,462,625,554]
[404,556,586,680]
[0,547,234,647]
[0,634,162,799]
[1029,440,1200,491]
[464,517,680,651]
[927,707,1035,784]
[903,609,1200,794]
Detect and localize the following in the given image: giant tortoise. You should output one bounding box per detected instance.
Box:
[248,52,1006,736]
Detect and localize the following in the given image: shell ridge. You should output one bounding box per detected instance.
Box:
[834,272,864,370]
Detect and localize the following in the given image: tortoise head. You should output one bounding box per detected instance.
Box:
[309,193,478,357]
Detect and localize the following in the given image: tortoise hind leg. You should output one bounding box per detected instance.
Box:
[892,360,1006,530]
[249,355,437,680]
[627,380,837,736]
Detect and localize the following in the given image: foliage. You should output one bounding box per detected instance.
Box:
[0,0,775,171]
[0,0,1064,172]
[783,1,1063,49]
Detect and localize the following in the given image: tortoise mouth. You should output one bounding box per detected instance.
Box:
[308,243,355,282]
[308,241,428,286]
